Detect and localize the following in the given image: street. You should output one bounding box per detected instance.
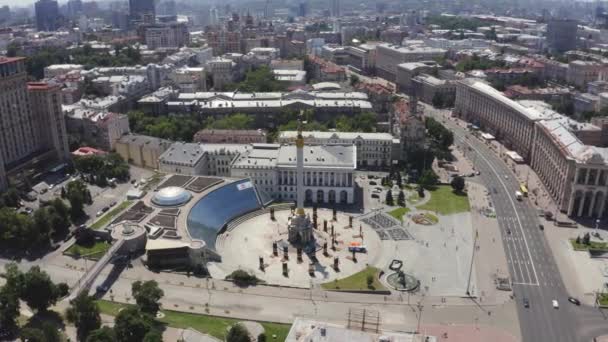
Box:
[426,104,608,342]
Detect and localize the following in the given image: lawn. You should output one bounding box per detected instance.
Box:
[142,172,166,191]
[598,293,608,306]
[321,266,386,291]
[388,207,410,222]
[90,200,133,230]
[569,239,608,251]
[96,300,290,341]
[416,185,470,215]
[64,241,111,260]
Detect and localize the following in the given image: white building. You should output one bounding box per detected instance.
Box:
[158,142,247,176]
[170,67,207,93]
[145,23,190,50]
[230,143,357,204]
[376,44,446,81]
[278,131,395,168]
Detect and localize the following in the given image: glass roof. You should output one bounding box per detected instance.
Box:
[186,179,269,251]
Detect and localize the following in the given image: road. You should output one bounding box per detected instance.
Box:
[425,105,608,342]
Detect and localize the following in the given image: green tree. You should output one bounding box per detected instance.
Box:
[132,280,164,315]
[1,187,20,208]
[41,321,61,342]
[66,180,92,220]
[86,327,116,342]
[206,113,255,130]
[366,274,374,287]
[0,285,19,332]
[114,307,155,342]
[20,327,47,342]
[66,294,102,341]
[397,190,406,207]
[142,330,163,342]
[227,323,251,342]
[350,74,360,86]
[583,232,591,245]
[451,176,466,193]
[21,266,60,312]
[419,170,439,189]
[234,66,286,92]
[385,190,394,206]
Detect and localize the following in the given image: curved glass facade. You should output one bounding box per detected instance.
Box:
[186,179,268,251]
[151,186,192,207]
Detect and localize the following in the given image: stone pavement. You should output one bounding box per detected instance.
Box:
[421,323,518,342]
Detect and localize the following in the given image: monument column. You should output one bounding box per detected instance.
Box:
[296,119,305,216]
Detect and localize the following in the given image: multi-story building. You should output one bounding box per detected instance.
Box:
[0,58,70,189]
[205,31,241,55]
[411,74,456,105]
[64,108,130,151]
[169,67,207,93]
[231,143,356,204]
[376,44,446,82]
[35,0,59,31]
[278,131,395,168]
[395,61,438,94]
[129,0,155,24]
[145,23,190,50]
[158,142,247,177]
[546,19,578,53]
[454,79,608,219]
[193,129,266,144]
[27,82,70,161]
[115,134,171,169]
[167,91,372,123]
[207,58,234,90]
[306,55,347,82]
[567,61,607,88]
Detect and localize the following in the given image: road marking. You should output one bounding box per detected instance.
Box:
[512,282,539,286]
[454,134,540,286]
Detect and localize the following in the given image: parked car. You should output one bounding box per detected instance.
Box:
[552,299,559,309]
[23,207,33,215]
[369,181,377,185]
[371,194,380,199]
[568,297,580,305]
[96,210,104,217]
[539,224,544,231]
[523,298,529,308]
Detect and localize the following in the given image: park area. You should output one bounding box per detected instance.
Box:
[90,200,133,230]
[96,300,290,341]
[65,241,111,260]
[416,185,470,215]
[321,267,386,291]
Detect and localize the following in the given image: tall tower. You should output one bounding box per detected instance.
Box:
[35,0,59,31]
[288,112,314,245]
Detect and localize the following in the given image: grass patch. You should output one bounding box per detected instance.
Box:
[142,172,166,191]
[569,239,608,251]
[407,191,421,204]
[321,267,386,291]
[388,207,410,222]
[90,200,133,230]
[416,185,470,215]
[65,241,111,260]
[96,300,290,341]
[598,293,608,306]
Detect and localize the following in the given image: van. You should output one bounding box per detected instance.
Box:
[147,224,164,239]
[515,191,523,201]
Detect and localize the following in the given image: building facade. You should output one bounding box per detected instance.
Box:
[35,0,59,31]
[230,143,356,204]
[193,129,266,144]
[27,82,70,161]
[115,134,171,169]
[145,23,190,50]
[278,131,395,168]
[376,44,446,82]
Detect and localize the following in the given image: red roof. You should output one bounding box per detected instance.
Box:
[72,147,106,156]
[0,57,25,65]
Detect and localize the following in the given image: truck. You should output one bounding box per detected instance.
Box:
[515,191,523,201]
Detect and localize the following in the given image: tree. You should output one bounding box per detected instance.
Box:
[396,172,403,188]
[451,176,466,193]
[419,170,439,189]
[583,232,591,245]
[41,321,61,342]
[227,323,251,342]
[20,327,46,342]
[575,236,581,244]
[66,180,92,220]
[257,333,267,342]
[228,270,259,287]
[397,190,406,207]
[132,280,164,315]
[66,294,102,341]
[350,74,360,86]
[366,274,374,287]
[21,266,60,312]
[86,327,116,342]
[206,113,255,130]
[1,187,20,208]
[385,190,394,206]
[143,330,163,342]
[114,307,155,342]
[0,285,19,332]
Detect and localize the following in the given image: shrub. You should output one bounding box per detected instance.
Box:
[228,270,259,287]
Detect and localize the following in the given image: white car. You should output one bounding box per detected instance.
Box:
[552,300,559,309]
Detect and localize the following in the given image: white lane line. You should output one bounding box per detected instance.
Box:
[455,136,540,286]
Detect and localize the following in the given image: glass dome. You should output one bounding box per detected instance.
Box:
[152,186,192,207]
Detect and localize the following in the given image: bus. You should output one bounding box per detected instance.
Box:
[519,184,528,197]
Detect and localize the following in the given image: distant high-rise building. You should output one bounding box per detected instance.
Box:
[35,0,59,31]
[209,6,219,26]
[0,6,10,23]
[66,0,83,18]
[129,0,155,24]
[145,23,190,50]
[331,0,340,17]
[547,19,578,53]
[0,58,69,190]
[298,2,307,17]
